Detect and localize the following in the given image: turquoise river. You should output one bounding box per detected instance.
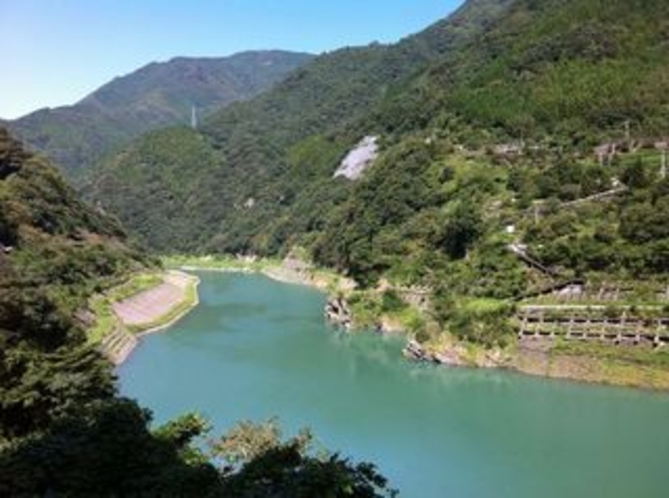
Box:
[118,272,669,497]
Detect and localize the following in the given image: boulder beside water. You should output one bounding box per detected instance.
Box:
[325,297,352,330]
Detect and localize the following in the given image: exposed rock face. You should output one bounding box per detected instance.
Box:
[325,297,352,329]
[403,340,469,367]
[403,340,432,362]
[403,339,506,368]
[333,136,379,180]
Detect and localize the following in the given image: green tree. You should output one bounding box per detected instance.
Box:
[212,420,397,498]
[439,202,483,259]
[621,158,651,189]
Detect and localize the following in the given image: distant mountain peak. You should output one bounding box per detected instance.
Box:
[6,50,314,181]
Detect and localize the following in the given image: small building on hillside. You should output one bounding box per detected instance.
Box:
[594,142,618,166]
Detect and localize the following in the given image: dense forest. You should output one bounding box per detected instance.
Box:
[0,128,394,496]
[7,51,312,182]
[92,0,669,322]
[4,0,669,492]
[91,0,513,253]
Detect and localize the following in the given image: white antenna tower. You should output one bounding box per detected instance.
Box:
[191,105,198,130]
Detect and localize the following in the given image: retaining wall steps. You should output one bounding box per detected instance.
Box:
[99,326,138,365]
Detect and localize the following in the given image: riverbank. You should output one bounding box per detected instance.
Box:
[90,270,200,365]
[165,254,356,295]
[404,336,669,391]
[513,339,669,390]
[164,255,669,390]
[118,270,669,498]
[165,255,412,331]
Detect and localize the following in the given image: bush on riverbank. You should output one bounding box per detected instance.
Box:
[435,298,515,348]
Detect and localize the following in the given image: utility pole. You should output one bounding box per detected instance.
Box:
[661,148,667,180]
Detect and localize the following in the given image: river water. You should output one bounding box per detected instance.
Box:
[118,272,669,497]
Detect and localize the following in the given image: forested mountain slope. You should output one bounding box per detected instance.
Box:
[93,0,669,284]
[312,0,669,283]
[0,127,209,493]
[0,128,394,496]
[86,0,669,374]
[91,0,513,253]
[6,50,312,181]
[424,0,669,141]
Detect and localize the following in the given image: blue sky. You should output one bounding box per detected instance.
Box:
[0,0,462,119]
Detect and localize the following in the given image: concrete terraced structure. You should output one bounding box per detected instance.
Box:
[112,271,195,328]
[99,271,199,364]
[100,326,138,365]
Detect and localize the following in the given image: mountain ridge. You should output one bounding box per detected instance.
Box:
[89,1,669,365]
[6,50,313,181]
[92,0,669,266]
[92,0,514,253]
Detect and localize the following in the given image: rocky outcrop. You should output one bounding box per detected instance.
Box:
[403,339,507,368]
[325,297,352,329]
[403,340,470,367]
[333,136,379,180]
[403,340,432,362]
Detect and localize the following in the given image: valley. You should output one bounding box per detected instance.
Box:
[118,271,669,498]
[6,51,313,182]
[13,0,668,390]
[3,0,669,496]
